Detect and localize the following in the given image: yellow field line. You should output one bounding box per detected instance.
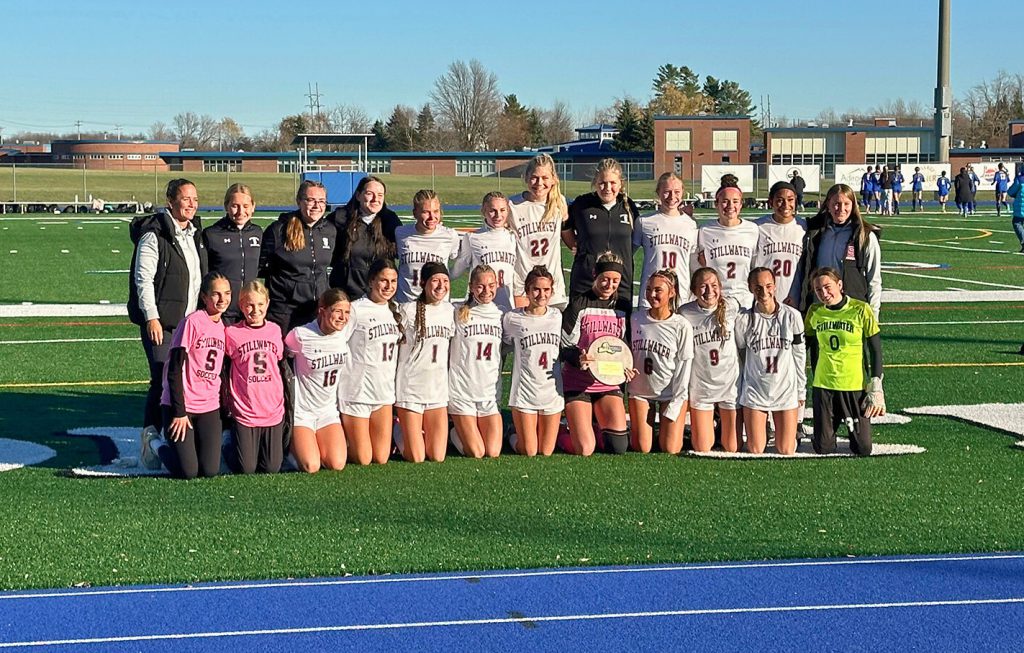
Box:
[0,380,147,389]
[917,228,993,243]
[887,362,1024,368]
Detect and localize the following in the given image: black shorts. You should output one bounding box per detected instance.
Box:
[564,388,624,404]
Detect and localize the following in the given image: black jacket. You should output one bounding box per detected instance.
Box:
[795,214,880,313]
[259,212,338,330]
[202,217,263,323]
[328,206,401,299]
[565,192,638,302]
[127,211,206,329]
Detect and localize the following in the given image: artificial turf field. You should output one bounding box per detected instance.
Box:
[0,207,1022,592]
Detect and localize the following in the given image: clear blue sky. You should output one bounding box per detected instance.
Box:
[1,0,996,138]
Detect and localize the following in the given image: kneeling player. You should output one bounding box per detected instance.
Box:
[628,270,693,454]
[804,267,885,455]
[735,268,806,454]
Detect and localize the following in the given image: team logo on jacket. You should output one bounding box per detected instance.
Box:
[588,213,598,220]
[322,237,330,249]
[223,237,232,244]
[248,236,261,247]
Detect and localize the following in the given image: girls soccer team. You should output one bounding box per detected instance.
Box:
[144,161,885,478]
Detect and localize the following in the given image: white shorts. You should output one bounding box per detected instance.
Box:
[690,398,738,412]
[448,396,500,417]
[293,410,340,432]
[395,400,447,414]
[510,399,564,416]
[741,400,800,412]
[339,401,388,419]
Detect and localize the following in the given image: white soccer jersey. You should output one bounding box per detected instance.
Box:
[633,212,699,308]
[339,297,403,405]
[753,215,807,302]
[285,320,351,419]
[394,223,462,303]
[451,227,518,312]
[508,193,568,308]
[448,302,504,405]
[628,310,694,421]
[678,298,740,406]
[502,307,565,412]
[697,220,759,307]
[396,300,457,404]
[735,304,806,411]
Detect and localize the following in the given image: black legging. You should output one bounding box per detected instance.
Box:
[140,325,174,430]
[231,422,285,474]
[159,407,222,479]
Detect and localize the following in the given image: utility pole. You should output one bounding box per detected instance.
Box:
[114,124,122,140]
[935,0,951,162]
[306,82,323,129]
[75,120,83,140]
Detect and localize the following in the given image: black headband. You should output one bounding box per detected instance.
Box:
[769,181,797,199]
[595,260,627,277]
[420,261,449,282]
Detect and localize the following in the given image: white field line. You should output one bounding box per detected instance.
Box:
[1,553,1020,602]
[881,269,1024,289]
[0,337,136,346]
[881,319,1024,326]
[3,597,1023,648]
[880,238,1017,255]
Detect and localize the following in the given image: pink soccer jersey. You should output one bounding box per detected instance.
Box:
[161,309,226,414]
[225,321,285,427]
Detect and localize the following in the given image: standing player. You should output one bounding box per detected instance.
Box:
[502,266,564,457]
[968,165,981,215]
[203,184,262,325]
[395,262,456,463]
[1007,170,1024,253]
[860,166,873,213]
[563,158,639,304]
[452,192,518,312]
[804,267,885,455]
[147,273,229,480]
[633,172,698,308]
[910,167,926,212]
[394,189,461,303]
[871,165,883,214]
[508,154,569,309]
[679,268,742,453]
[628,270,693,454]
[449,265,505,459]
[559,253,633,456]
[328,175,401,300]
[340,259,404,465]
[697,177,759,306]
[735,268,806,455]
[224,280,286,474]
[284,289,352,474]
[891,167,904,215]
[259,180,336,333]
[754,180,806,303]
[994,163,1011,216]
[936,170,951,213]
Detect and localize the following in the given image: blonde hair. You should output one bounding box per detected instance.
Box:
[690,267,729,340]
[522,154,567,225]
[238,279,269,303]
[592,158,633,226]
[413,189,440,214]
[648,268,681,311]
[458,265,497,324]
[285,180,327,252]
[656,171,685,193]
[480,192,510,229]
[223,183,254,209]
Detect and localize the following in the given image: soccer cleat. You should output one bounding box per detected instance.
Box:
[139,426,163,470]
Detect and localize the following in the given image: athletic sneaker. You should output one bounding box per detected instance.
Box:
[139,425,163,470]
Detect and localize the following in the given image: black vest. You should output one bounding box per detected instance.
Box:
[127,212,206,329]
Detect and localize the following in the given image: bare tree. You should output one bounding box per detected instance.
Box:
[953,72,1024,148]
[149,121,175,141]
[430,59,502,151]
[172,112,220,149]
[327,104,372,133]
[217,117,245,150]
[541,100,575,145]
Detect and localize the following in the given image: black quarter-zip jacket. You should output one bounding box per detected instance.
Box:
[202,216,263,323]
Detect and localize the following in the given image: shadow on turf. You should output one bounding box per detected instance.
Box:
[0,390,141,470]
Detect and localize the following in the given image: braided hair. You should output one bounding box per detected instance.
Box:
[368,258,405,344]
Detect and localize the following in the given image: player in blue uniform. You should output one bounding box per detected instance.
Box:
[936,171,951,213]
[870,165,882,213]
[911,167,925,212]
[994,163,1011,216]
[891,168,904,215]
[860,166,873,213]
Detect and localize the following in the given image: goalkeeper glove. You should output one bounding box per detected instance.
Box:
[861,376,886,418]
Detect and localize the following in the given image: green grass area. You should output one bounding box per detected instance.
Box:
[0,209,1022,591]
[0,167,626,207]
